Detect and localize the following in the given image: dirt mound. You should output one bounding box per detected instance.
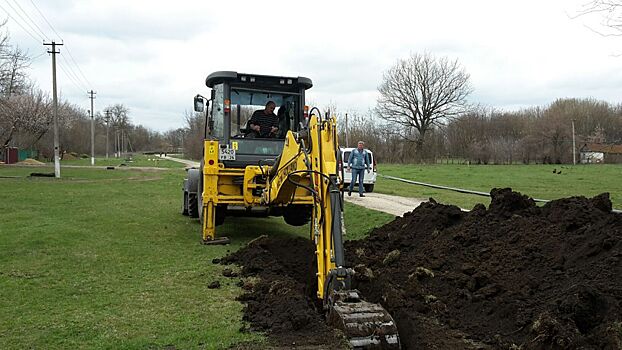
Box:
[17,158,44,165]
[221,235,348,349]
[222,189,622,349]
[346,189,622,349]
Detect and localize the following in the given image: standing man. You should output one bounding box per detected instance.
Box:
[347,141,370,197]
[248,101,279,138]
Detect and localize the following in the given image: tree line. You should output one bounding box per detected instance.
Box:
[0,23,178,160]
[340,97,622,164]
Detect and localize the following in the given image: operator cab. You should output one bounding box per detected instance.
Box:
[194,71,313,168]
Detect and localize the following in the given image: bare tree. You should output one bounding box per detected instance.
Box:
[0,89,52,148]
[183,110,205,159]
[104,104,130,156]
[576,1,622,36]
[377,52,472,158]
[0,46,31,96]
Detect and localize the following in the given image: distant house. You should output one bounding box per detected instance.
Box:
[1,147,19,164]
[579,143,622,164]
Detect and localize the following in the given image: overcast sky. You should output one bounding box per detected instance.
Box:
[2,0,621,131]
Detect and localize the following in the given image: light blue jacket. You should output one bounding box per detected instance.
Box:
[348,148,370,170]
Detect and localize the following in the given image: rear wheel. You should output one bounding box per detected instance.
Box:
[364,184,374,193]
[197,159,204,223]
[181,191,189,215]
[188,193,199,218]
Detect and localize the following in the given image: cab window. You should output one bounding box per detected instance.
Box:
[210,84,224,138]
[229,88,298,139]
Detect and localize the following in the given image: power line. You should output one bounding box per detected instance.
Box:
[58,63,84,93]
[31,51,47,61]
[58,60,87,93]
[64,46,92,88]
[4,0,48,41]
[27,0,93,91]
[0,1,48,62]
[8,0,49,41]
[29,0,61,41]
[0,2,43,44]
[2,0,95,107]
[59,50,89,90]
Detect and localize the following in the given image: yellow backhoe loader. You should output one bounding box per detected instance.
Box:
[181,71,400,349]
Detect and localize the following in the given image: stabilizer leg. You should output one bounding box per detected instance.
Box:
[201,201,230,245]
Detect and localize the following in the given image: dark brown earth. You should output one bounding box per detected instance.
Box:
[221,235,349,349]
[223,189,622,349]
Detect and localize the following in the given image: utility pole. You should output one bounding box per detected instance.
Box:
[44,41,63,178]
[572,119,577,165]
[88,90,96,166]
[345,113,349,148]
[104,110,110,159]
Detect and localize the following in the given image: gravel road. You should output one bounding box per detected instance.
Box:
[344,192,426,216]
[159,155,199,167]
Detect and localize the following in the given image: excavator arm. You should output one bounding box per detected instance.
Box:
[264,113,401,349]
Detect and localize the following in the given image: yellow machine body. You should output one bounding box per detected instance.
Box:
[200,116,339,299]
[184,71,400,348]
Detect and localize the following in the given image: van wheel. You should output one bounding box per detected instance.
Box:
[364,184,374,193]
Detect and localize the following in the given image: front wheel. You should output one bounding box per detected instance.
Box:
[364,184,374,193]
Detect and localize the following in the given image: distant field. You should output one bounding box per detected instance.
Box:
[375,164,622,209]
[0,165,393,349]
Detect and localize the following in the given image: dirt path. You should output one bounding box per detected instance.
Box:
[158,155,199,167]
[344,192,427,216]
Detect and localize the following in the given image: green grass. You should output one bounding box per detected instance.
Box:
[56,154,184,168]
[376,164,622,209]
[343,202,395,240]
[0,165,394,349]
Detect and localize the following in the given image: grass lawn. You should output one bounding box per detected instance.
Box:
[0,165,394,349]
[376,164,622,210]
[55,154,184,169]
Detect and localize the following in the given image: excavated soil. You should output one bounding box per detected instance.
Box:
[221,235,349,349]
[222,189,622,349]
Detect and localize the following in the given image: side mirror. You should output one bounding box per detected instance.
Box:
[194,95,204,112]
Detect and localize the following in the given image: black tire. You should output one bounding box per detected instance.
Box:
[283,205,312,226]
[182,191,189,215]
[197,160,204,223]
[188,193,199,218]
[364,184,374,193]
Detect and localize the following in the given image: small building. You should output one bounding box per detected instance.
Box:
[579,143,622,164]
[1,147,18,164]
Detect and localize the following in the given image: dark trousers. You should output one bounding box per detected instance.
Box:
[349,168,365,194]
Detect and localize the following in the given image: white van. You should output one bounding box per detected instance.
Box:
[339,147,377,192]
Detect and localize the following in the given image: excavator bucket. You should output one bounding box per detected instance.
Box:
[327,290,401,349]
